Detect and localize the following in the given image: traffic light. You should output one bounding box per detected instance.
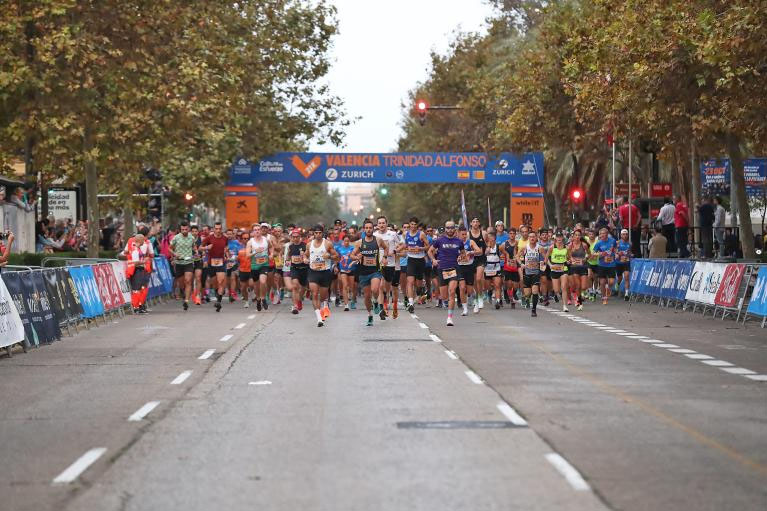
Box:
[570,188,583,203]
[416,100,428,126]
[380,187,388,196]
[184,192,194,203]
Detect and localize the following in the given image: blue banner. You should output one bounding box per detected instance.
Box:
[148,266,163,299]
[68,266,104,318]
[671,261,695,301]
[701,158,767,197]
[156,258,174,294]
[746,266,767,317]
[229,152,545,186]
[629,259,646,293]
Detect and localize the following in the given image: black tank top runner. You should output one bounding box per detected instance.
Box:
[359,236,380,276]
[288,242,307,269]
[470,230,486,255]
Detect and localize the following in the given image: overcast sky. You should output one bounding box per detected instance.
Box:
[309,0,496,155]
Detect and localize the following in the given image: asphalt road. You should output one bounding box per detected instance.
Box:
[0,294,764,511]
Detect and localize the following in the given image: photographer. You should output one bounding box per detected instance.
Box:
[0,230,15,273]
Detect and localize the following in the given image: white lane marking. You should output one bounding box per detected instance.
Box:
[52,448,107,484]
[627,335,649,339]
[595,326,615,330]
[234,323,246,329]
[444,350,458,360]
[701,360,734,367]
[198,349,215,360]
[429,334,442,343]
[544,453,591,491]
[247,314,256,320]
[615,332,638,336]
[464,370,483,384]
[170,370,192,385]
[640,339,664,343]
[720,367,756,375]
[589,323,605,327]
[668,348,696,354]
[603,329,624,333]
[653,343,680,348]
[497,402,528,426]
[685,354,714,360]
[745,375,767,381]
[411,314,419,319]
[249,380,272,385]
[418,322,428,329]
[220,334,233,342]
[128,401,161,422]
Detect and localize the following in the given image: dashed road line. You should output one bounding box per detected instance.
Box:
[429,334,442,343]
[128,401,161,422]
[496,402,528,426]
[247,314,256,320]
[198,349,215,360]
[52,447,107,484]
[668,348,696,354]
[220,334,233,342]
[720,367,756,375]
[234,322,246,329]
[418,322,429,329]
[444,350,458,360]
[170,370,192,385]
[544,453,591,491]
[702,360,734,367]
[686,354,714,360]
[745,375,767,381]
[653,343,680,349]
[464,370,483,385]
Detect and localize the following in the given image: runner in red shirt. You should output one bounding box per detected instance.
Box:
[202,222,229,312]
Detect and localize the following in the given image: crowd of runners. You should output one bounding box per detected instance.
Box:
[163,216,634,327]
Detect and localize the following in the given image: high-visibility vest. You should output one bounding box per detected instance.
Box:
[125,238,153,276]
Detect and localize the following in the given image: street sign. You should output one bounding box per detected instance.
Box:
[649,182,672,198]
[46,188,78,222]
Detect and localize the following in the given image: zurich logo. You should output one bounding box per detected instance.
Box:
[326,168,338,181]
[499,159,508,169]
[237,158,248,165]
[396,170,404,179]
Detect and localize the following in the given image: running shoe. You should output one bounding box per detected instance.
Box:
[335,296,341,307]
[317,320,324,327]
[407,303,415,314]
[577,304,583,311]
[511,301,515,309]
[446,317,454,326]
[473,303,480,314]
[194,295,201,305]
[392,309,398,319]
[344,303,350,311]
[553,294,559,303]
[350,301,357,310]
[183,301,189,311]
[215,302,221,312]
[291,306,298,315]
[379,308,387,320]
[229,295,235,303]
[297,300,303,311]
[461,305,468,316]
[263,299,269,310]
[562,305,569,312]
[624,294,630,301]
[322,305,331,319]
[366,316,373,326]
[531,309,537,317]
[256,299,262,311]
[495,300,501,310]
[602,297,608,305]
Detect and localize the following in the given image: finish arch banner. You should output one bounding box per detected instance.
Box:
[685,262,725,305]
[0,275,25,348]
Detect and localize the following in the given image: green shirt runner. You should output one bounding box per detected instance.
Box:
[170,233,197,263]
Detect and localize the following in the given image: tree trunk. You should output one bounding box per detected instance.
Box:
[84,128,100,258]
[725,133,755,259]
[690,139,700,252]
[123,195,135,240]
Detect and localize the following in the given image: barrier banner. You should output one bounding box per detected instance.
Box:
[69,266,104,318]
[156,258,174,293]
[110,261,132,305]
[634,259,655,295]
[686,262,725,305]
[1,272,38,345]
[659,260,677,299]
[57,268,84,319]
[629,259,646,293]
[42,269,67,325]
[30,271,61,342]
[148,266,163,299]
[714,264,746,308]
[671,261,695,301]
[746,266,767,317]
[92,263,125,311]
[0,275,25,348]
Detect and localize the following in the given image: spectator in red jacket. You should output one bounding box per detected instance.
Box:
[618,196,641,257]
[673,195,690,257]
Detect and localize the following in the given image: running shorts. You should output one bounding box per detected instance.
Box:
[251,266,269,279]
[359,271,382,288]
[226,264,238,277]
[503,270,520,282]
[290,267,308,287]
[193,260,203,272]
[523,273,541,288]
[308,269,333,288]
[382,266,399,285]
[615,262,630,275]
[209,264,226,274]
[596,265,617,279]
[406,258,426,280]
[569,266,588,277]
[238,271,252,282]
[457,265,475,286]
[437,267,459,286]
[550,270,567,280]
[424,266,432,282]
[474,255,487,267]
[174,262,193,278]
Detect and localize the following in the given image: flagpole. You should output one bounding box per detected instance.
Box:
[612,137,616,208]
[487,197,492,228]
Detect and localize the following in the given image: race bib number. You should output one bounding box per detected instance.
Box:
[442,269,457,280]
[362,256,377,266]
[291,255,303,264]
[255,256,268,265]
[539,262,547,271]
[603,255,614,263]
[211,258,224,266]
[550,264,564,272]
[525,263,538,270]
[572,258,584,266]
[485,269,497,277]
[407,246,422,253]
[310,262,326,271]
[620,255,629,262]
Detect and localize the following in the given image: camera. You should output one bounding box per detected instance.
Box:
[0,231,9,241]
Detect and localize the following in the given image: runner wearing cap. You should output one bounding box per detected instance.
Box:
[616,229,633,301]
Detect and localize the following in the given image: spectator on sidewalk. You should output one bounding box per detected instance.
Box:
[0,230,15,273]
[619,196,642,257]
[648,227,668,259]
[673,195,690,258]
[698,196,715,258]
[713,196,726,257]
[657,196,676,255]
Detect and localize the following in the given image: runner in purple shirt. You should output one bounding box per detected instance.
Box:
[427,220,465,326]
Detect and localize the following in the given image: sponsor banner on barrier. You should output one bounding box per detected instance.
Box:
[746,266,767,317]
[671,261,695,301]
[686,262,725,305]
[110,261,132,305]
[148,266,163,299]
[156,258,174,294]
[30,271,61,342]
[629,259,645,292]
[714,264,747,308]
[0,275,25,348]
[57,268,84,320]
[1,272,38,345]
[69,266,105,318]
[92,263,125,311]
[43,269,67,325]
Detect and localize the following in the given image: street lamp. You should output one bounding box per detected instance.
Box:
[376,207,381,213]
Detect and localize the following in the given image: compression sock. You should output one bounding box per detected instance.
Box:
[532,293,539,311]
